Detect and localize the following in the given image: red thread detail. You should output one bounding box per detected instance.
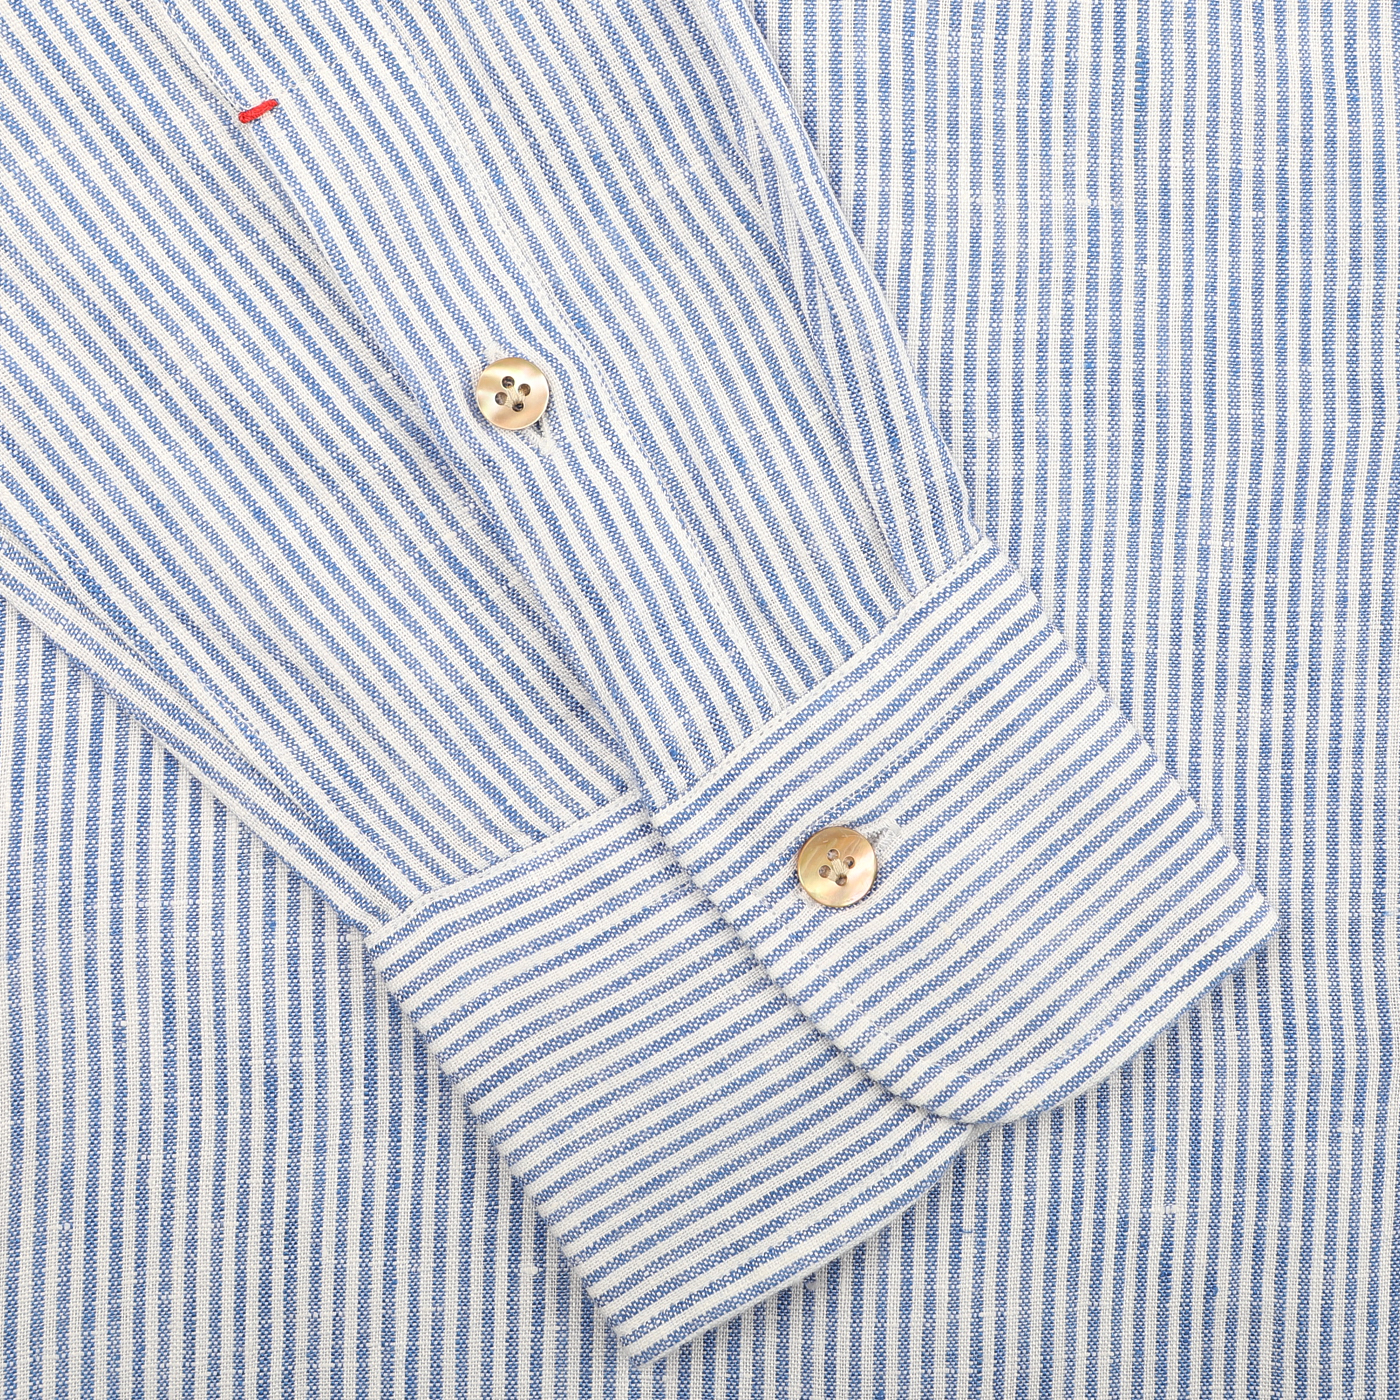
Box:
[237,98,279,124]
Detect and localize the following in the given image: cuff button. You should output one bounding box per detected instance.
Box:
[796,826,876,907]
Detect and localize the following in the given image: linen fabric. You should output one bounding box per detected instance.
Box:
[0,2,976,1359]
[0,0,1277,1362]
[2,0,1397,1389]
[4,597,1394,1395]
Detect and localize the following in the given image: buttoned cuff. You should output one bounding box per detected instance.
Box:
[365,795,971,1363]
[652,539,1276,1123]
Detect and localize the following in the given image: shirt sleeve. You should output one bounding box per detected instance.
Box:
[0,12,977,1363]
[0,0,1276,1363]
[153,0,1273,1121]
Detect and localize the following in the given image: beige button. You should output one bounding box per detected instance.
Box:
[475,356,549,429]
[795,825,877,907]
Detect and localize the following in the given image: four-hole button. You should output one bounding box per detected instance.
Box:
[475,356,549,429]
[795,825,877,907]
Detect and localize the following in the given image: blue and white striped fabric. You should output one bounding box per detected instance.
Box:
[5,595,1396,1396]
[0,1,984,1359]
[0,0,1277,1365]
[1,0,1395,1391]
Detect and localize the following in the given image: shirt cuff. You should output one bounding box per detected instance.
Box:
[651,539,1276,1123]
[364,794,971,1363]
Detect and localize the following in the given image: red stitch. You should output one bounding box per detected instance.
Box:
[237,98,279,124]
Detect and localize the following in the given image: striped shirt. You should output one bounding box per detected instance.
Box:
[2,0,1395,1392]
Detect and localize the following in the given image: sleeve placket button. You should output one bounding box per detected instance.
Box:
[475,356,549,429]
[796,826,877,907]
